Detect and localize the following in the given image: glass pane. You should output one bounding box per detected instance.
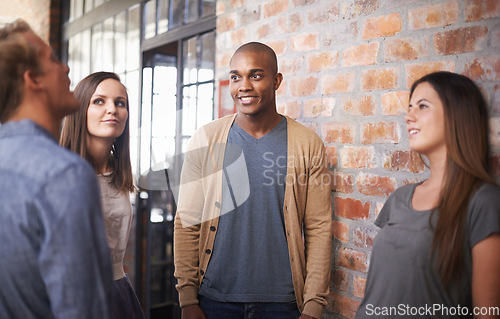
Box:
[158,0,169,34]
[94,0,104,8]
[144,0,157,40]
[102,17,114,72]
[150,264,175,306]
[127,5,141,71]
[152,62,177,171]
[115,12,127,74]
[202,0,216,17]
[186,0,200,23]
[199,31,215,82]
[140,67,153,176]
[197,83,214,128]
[126,70,140,178]
[183,37,197,85]
[182,85,197,136]
[84,0,93,13]
[67,33,82,89]
[91,23,103,72]
[70,0,84,21]
[171,0,184,29]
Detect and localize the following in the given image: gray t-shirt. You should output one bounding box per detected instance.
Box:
[199,117,295,302]
[356,182,500,319]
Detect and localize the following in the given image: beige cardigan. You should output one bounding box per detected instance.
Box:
[173,114,332,318]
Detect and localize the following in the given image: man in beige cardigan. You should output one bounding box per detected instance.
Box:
[174,42,332,319]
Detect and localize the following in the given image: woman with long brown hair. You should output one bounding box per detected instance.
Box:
[60,72,144,319]
[356,71,500,318]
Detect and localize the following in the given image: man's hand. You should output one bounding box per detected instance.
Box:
[181,304,206,319]
[298,314,315,319]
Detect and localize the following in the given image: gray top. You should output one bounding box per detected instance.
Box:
[199,117,295,302]
[356,182,500,319]
[0,120,113,319]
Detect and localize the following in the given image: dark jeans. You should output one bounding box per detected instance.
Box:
[198,295,301,319]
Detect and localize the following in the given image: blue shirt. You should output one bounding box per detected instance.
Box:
[0,120,113,319]
[199,117,295,302]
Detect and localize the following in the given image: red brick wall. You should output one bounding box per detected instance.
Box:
[215,1,500,318]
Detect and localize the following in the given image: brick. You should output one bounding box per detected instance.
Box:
[289,76,318,96]
[291,0,319,7]
[353,227,377,249]
[434,26,488,55]
[332,221,349,243]
[308,2,340,25]
[230,0,245,8]
[384,37,429,62]
[276,16,288,34]
[280,56,303,76]
[342,0,381,19]
[216,1,226,15]
[465,0,500,22]
[322,123,355,144]
[291,33,319,51]
[463,56,500,82]
[409,1,459,29]
[333,172,355,193]
[300,122,318,133]
[353,275,367,298]
[334,197,370,220]
[361,68,398,91]
[304,98,335,117]
[307,51,339,73]
[361,121,400,144]
[384,150,426,173]
[263,0,288,18]
[325,146,338,166]
[363,12,402,39]
[332,268,348,292]
[405,61,455,88]
[217,12,236,32]
[342,95,376,116]
[257,23,272,39]
[340,146,375,169]
[277,100,301,119]
[267,40,287,56]
[336,246,369,272]
[289,13,303,32]
[323,22,358,47]
[322,73,356,94]
[342,42,379,67]
[357,173,397,197]
[374,201,384,218]
[381,91,410,115]
[491,118,500,146]
[327,291,361,319]
[231,28,247,47]
[240,6,261,26]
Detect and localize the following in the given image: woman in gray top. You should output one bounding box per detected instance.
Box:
[356,71,500,319]
[60,72,144,319]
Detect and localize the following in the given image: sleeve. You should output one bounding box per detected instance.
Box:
[173,132,205,308]
[302,139,332,318]
[36,163,113,319]
[468,184,500,248]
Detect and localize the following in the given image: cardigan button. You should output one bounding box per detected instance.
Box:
[200,270,204,275]
[214,201,221,208]
[210,226,216,231]
[206,249,211,254]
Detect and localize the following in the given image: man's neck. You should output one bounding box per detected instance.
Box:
[234,111,282,139]
[8,103,62,140]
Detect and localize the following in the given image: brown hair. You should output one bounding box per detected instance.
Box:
[0,19,42,123]
[60,72,134,193]
[410,71,496,287]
